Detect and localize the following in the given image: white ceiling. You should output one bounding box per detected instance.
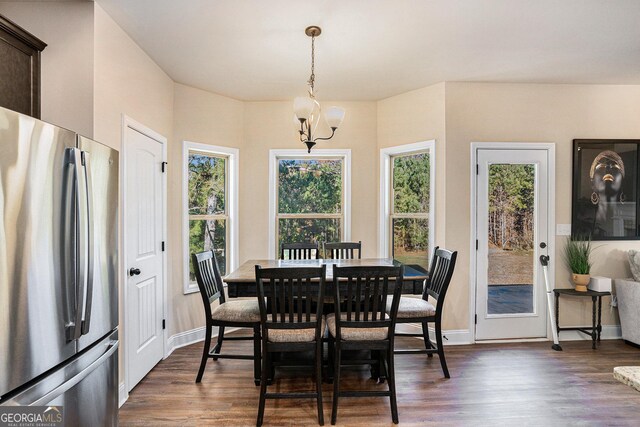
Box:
[96,0,640,101]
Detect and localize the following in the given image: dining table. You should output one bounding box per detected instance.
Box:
[223,258,429,384]
[224,258,429,298]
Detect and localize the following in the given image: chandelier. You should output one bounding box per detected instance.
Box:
[294,26,345,153]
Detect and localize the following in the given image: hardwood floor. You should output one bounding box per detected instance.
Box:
[119,335,640,426]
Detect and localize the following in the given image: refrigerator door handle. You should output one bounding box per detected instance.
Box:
[65,148,87,342]
[63,149,78,342]
[80,151,94,335]
[74,149,89,341]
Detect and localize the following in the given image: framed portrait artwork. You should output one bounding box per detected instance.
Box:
[572,139,639,240]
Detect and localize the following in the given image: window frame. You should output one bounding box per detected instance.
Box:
[268,149,351,259]
[379,141,435,261]
[182,141,239,294]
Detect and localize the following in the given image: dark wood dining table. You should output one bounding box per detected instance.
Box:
[224,258,429,298]
[223,258,428,384]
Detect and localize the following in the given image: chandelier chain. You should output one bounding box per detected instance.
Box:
[308,34,315,96]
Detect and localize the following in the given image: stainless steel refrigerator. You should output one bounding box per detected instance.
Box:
[0,106,119,426]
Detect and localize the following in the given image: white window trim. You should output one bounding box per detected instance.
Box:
[379,140,435,258]
[268,149,352,259]
[182,141,239,294]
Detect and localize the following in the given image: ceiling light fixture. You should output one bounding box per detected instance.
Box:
[294,26,345,153]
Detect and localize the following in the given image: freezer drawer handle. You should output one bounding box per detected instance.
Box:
[33,341,118,406]
[2,340,120,407]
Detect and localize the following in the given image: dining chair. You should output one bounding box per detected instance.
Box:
[322,241,362,259]
[254,265,327,427]
[192,251,261,385]
[328,265,403,425]
[280,242,320,260]
[388,247,457,378]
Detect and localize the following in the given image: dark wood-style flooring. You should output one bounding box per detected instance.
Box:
[119,335,640,426]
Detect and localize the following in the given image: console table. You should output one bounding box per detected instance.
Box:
[553,288,611,349]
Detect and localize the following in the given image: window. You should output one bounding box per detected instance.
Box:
[269,149,351,259]
[183,142,238,294]
[380,141,435,270]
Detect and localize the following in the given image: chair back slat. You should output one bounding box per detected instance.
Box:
[323,241,362,260]
[424,248,457,308]
[280,242,320,260]
[255,266,326,336]
[332,265,403,338]
[192,251,226,317]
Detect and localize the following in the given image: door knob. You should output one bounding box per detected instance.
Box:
[129,268,141,276]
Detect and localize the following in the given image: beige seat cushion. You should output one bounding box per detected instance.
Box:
[267,316,325,343]
[387,296,436,319]
[326,313,389,341]
[211,299,261,323]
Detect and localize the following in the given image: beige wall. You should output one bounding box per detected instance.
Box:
[444,82,640,330]
[93,3,174,383]
[377,83,447,248]
[241,101,379,261]
[0,1,94,136]
[169,83,244,336]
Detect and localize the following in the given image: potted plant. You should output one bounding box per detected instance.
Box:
[563,236,593,292]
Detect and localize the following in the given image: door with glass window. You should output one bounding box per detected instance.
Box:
[475,148,550,340]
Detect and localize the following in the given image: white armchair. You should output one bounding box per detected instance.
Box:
[615,279,640,347]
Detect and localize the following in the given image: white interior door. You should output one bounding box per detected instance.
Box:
[125,125,165,390]
[475,148,550,340]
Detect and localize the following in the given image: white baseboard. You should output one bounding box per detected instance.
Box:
[165,326,206,358]
[165,326,241,358]
[118,382,128,408]
[439,329,473,345]
[396,323,473,345]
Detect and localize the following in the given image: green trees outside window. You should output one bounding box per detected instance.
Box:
[391,152,430,269]
[488,164,534,251]
[188,151,227,279]
[277,158,343,255]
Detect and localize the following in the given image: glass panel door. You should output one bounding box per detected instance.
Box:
[475,149,550,340]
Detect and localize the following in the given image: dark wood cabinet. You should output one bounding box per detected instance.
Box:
[0,14,46,118]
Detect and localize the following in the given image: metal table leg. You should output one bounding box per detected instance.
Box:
[591,296,597,349]
[597,296,603,342]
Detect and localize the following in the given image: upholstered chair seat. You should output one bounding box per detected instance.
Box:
[211,299,261,323]
[326,313,389,341]
[267,316,326,343]
[388,297,436,319]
